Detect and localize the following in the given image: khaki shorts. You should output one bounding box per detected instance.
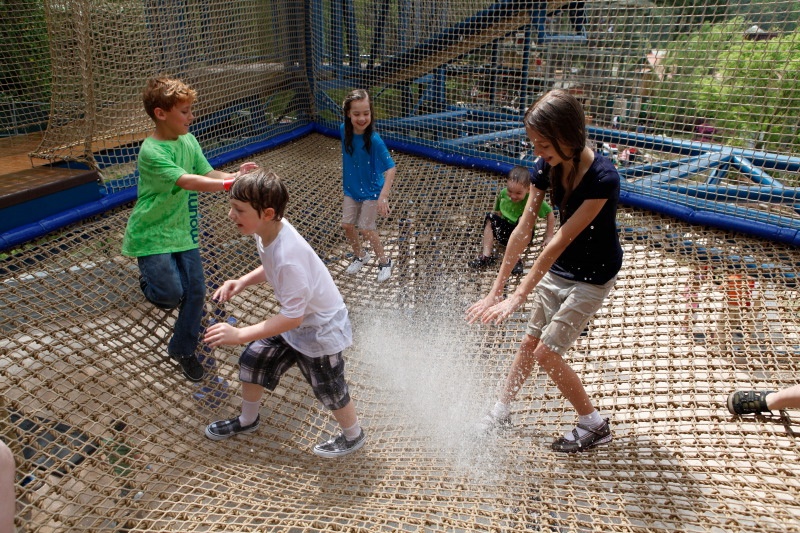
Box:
[342,196,378,231]
[526,271,616,356]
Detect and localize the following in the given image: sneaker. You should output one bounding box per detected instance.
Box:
[551,418,612,453]
[313,429,367,458]
[511,260,524,275]
[727,390,774,415]
[345,252,371,274]
[205,415,261,441]
[376,259,392,282]
[468,255,497,269]
[476,411,512,434]
[178,354,206,382]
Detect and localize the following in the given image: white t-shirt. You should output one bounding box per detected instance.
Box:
[255,220,352,357]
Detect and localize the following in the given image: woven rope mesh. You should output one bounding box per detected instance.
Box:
[3,135,800,532]
[2,0,800,531]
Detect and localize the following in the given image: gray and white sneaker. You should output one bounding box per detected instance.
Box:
[313,429,367,458]
[345,252,371,274]
[205,415,260,441]
[376,259,393,282]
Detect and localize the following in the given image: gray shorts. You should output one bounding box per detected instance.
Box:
[526,272,616,356]
[342,196,378,231]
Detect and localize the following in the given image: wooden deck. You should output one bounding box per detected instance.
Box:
[0,132,104,234]
[0,132,44,175]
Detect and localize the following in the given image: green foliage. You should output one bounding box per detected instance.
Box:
[265,90,296,122]
[0,0,51,102]
[700,33,800,150]
[647,17,800,152]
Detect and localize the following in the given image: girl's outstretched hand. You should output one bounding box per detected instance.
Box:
[466,294,501,324]
[481,292,524,325]
[377,198,390,217]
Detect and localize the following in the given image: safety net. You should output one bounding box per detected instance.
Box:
[2,0,800,531]
[3,134,800,532]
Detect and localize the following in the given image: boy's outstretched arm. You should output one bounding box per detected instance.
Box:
[212,266,266,302]
[177,161,259,192]
[204,313,303,348]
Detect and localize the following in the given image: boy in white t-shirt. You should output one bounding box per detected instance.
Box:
[203,170,366,458]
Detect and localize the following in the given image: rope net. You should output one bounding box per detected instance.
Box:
[2,0,800,531]
[2,135,799,532]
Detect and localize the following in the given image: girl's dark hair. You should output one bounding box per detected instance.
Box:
[230,169,289,220]
[523,90,586,209]
[342,89,374,156]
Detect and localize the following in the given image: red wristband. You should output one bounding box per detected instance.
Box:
[223,178,235,191]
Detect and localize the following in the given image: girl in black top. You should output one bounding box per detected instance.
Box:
[467,90,623,453]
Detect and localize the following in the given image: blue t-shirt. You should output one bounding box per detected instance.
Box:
[531,155,622,284]
[340,123,396,201]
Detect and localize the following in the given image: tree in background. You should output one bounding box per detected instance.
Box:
[0,0,51,133]
[646,16,800,155]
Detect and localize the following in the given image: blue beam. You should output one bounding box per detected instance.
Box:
[445,126,525,146]
[590,126,800,172]
[633,153,731,187]
[646,183,800,204]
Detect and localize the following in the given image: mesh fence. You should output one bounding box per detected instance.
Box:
[10,0,310,177]
[1,1,797,238]
[3,134,800,532]
[2,0,800,531]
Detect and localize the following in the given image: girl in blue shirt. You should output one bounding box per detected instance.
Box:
[340,89,397,283]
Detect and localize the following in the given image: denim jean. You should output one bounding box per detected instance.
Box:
[137,248,205,358]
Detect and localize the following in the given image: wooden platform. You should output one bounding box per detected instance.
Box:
[0,132,43,175]
[0,166,102,234]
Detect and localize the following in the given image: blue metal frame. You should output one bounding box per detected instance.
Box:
[3,0,799,250]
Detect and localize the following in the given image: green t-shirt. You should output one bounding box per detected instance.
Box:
[122,133,214,257]
[494,188,553,224]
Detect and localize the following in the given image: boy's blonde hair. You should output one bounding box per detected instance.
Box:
[230,169,289,220]
[142,77,197,120]
[507,165,530,187]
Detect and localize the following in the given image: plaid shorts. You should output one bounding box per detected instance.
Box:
[239,335,351,411]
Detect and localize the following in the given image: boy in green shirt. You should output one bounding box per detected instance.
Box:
[122,77,257,381]
[468,165,555,275]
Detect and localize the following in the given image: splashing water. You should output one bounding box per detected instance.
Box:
[349,297,520,482]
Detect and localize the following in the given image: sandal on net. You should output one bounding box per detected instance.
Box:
[727,390,773,415]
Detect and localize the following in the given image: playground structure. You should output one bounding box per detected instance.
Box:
[1,1,800,532]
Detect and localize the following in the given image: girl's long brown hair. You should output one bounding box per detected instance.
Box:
[342,89,374,156]
[523,90,586,210]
